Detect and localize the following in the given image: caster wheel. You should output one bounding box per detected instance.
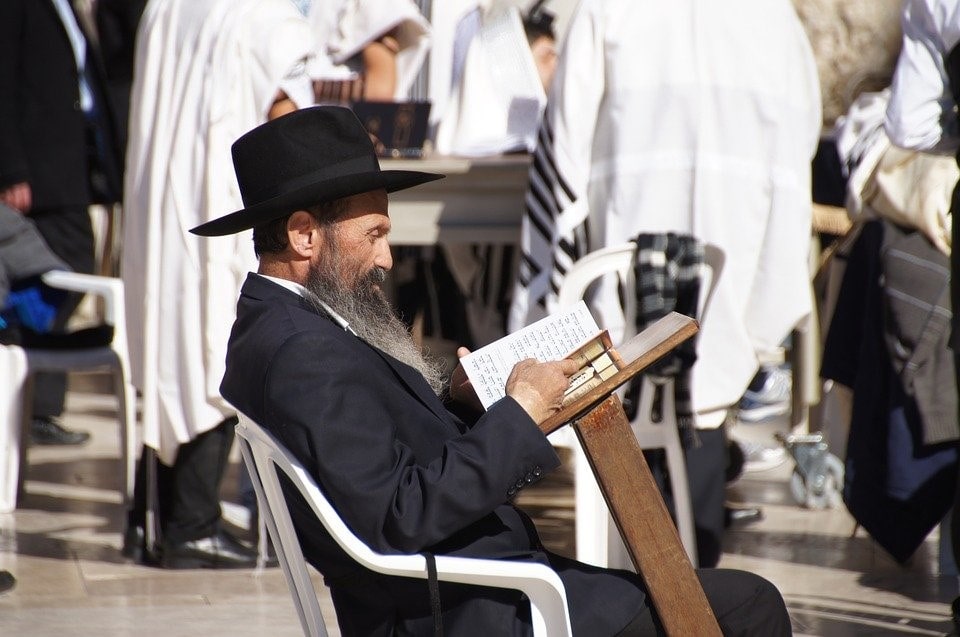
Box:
[789,454,844,510]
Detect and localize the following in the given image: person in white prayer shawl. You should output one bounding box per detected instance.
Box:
[307,0,431,102]
[429,2,560,350]
[435,3,555,157]
[509,0,821,567]
[121,0,314,568]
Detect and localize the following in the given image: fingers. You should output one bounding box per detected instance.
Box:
[0,182,31,213]
[505,358,576,423]
[559,357,581,375]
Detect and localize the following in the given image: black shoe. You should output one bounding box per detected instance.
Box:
[161,530,259,569]
[122,522,144,562]
[122,523,161,565]
[952,596,960,635]
[0,570,15,595]
[29,417,91,446]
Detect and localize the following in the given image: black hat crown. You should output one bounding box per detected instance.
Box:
[190,106,442,237]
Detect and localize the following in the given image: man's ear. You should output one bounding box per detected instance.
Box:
[287,210,319,258]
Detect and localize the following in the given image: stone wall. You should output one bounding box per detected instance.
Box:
[792,0,904,125]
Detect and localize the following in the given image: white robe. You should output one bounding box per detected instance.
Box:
[884,0,960,153]
[122,0,313,464]
[307,0,430,100]
[435,7,547,157]
[508,0,822,425]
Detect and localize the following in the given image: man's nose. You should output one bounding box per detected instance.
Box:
[374,242,393,271]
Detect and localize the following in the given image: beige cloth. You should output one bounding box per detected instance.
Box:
[862,145,956,256]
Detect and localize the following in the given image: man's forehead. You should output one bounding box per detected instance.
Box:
[330,189,390,226]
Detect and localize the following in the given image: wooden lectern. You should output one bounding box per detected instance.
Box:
[540,312,722,636]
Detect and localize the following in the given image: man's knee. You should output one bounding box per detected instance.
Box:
[700,568,791,635]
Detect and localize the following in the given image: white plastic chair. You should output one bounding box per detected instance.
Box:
[235,414,573,637]
[0,345,27,512]
[16,271,136,506]
[553,242,725,569]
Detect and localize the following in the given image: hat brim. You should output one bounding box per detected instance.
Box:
[189,169,444,237]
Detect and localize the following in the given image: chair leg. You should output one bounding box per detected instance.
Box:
[664,439,698,565]
[113,371,137,506]
[143,446,162,554]
[1,353,28,513]
[16,374,36,506]
[573,441,609,568]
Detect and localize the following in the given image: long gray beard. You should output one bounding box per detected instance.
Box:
[304,260,448,396]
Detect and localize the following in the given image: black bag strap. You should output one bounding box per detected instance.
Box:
[423,552,443,637]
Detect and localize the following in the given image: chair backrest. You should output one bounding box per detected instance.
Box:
[556,240,725,568]
[556,242,724,328]
[17,271,137,509]
[235,414,573,637]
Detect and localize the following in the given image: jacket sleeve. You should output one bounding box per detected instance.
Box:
[0,0,30,189]
[262,329,561,554]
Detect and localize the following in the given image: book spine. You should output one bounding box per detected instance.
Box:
[566,331,610,368]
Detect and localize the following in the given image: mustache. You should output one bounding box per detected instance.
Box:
[364,266,387,286]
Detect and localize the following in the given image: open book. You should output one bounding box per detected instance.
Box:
[461,302,698,431]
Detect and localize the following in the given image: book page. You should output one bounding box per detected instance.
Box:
[461,301,601,409]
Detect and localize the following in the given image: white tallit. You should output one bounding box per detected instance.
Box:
[122,0,313,464]
[509,0,822,424]
[434,7,547,156]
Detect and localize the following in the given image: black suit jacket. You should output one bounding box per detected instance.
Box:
[221,274,646,636]
[0,0,119,209]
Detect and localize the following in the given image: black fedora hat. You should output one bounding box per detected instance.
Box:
[190,106,443,237]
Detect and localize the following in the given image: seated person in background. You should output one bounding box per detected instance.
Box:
[191,106,792,636]
[308,0,431,102]
[0,204,69,344]
[0,203,107,445]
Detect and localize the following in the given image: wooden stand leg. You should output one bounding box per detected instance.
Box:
[573,395,721,636]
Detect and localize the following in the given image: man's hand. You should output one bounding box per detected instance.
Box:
[505,357,580,424]
[0,182,31,213]
[449,346,483,412]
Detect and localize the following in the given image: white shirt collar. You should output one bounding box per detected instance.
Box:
[255,273,357,335]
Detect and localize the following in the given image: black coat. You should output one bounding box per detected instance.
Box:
[0,0,120,209]
[221,274,646,636]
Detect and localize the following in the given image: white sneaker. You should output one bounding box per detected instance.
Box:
[738,366,791,422]
[220,500,253,532]
[740,440,787,472]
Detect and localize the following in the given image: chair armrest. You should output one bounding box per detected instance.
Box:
[41,271,125,327]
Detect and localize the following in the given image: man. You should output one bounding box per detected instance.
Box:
[0,0,123,446]
[192,106,792,635]
[883,0,960,628]
[121,0,314,568]
[509,0,821,567]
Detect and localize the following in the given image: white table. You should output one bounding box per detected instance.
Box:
[380,154,530,245]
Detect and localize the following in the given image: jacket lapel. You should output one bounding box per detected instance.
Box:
[241,274,458,429]
[369,347,458,429]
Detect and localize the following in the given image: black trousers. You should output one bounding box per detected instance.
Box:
[647,426,727,568]
[615,568,792,636]
[129,416,237,545]
[685,426,728,568]
[29,207,96,417]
